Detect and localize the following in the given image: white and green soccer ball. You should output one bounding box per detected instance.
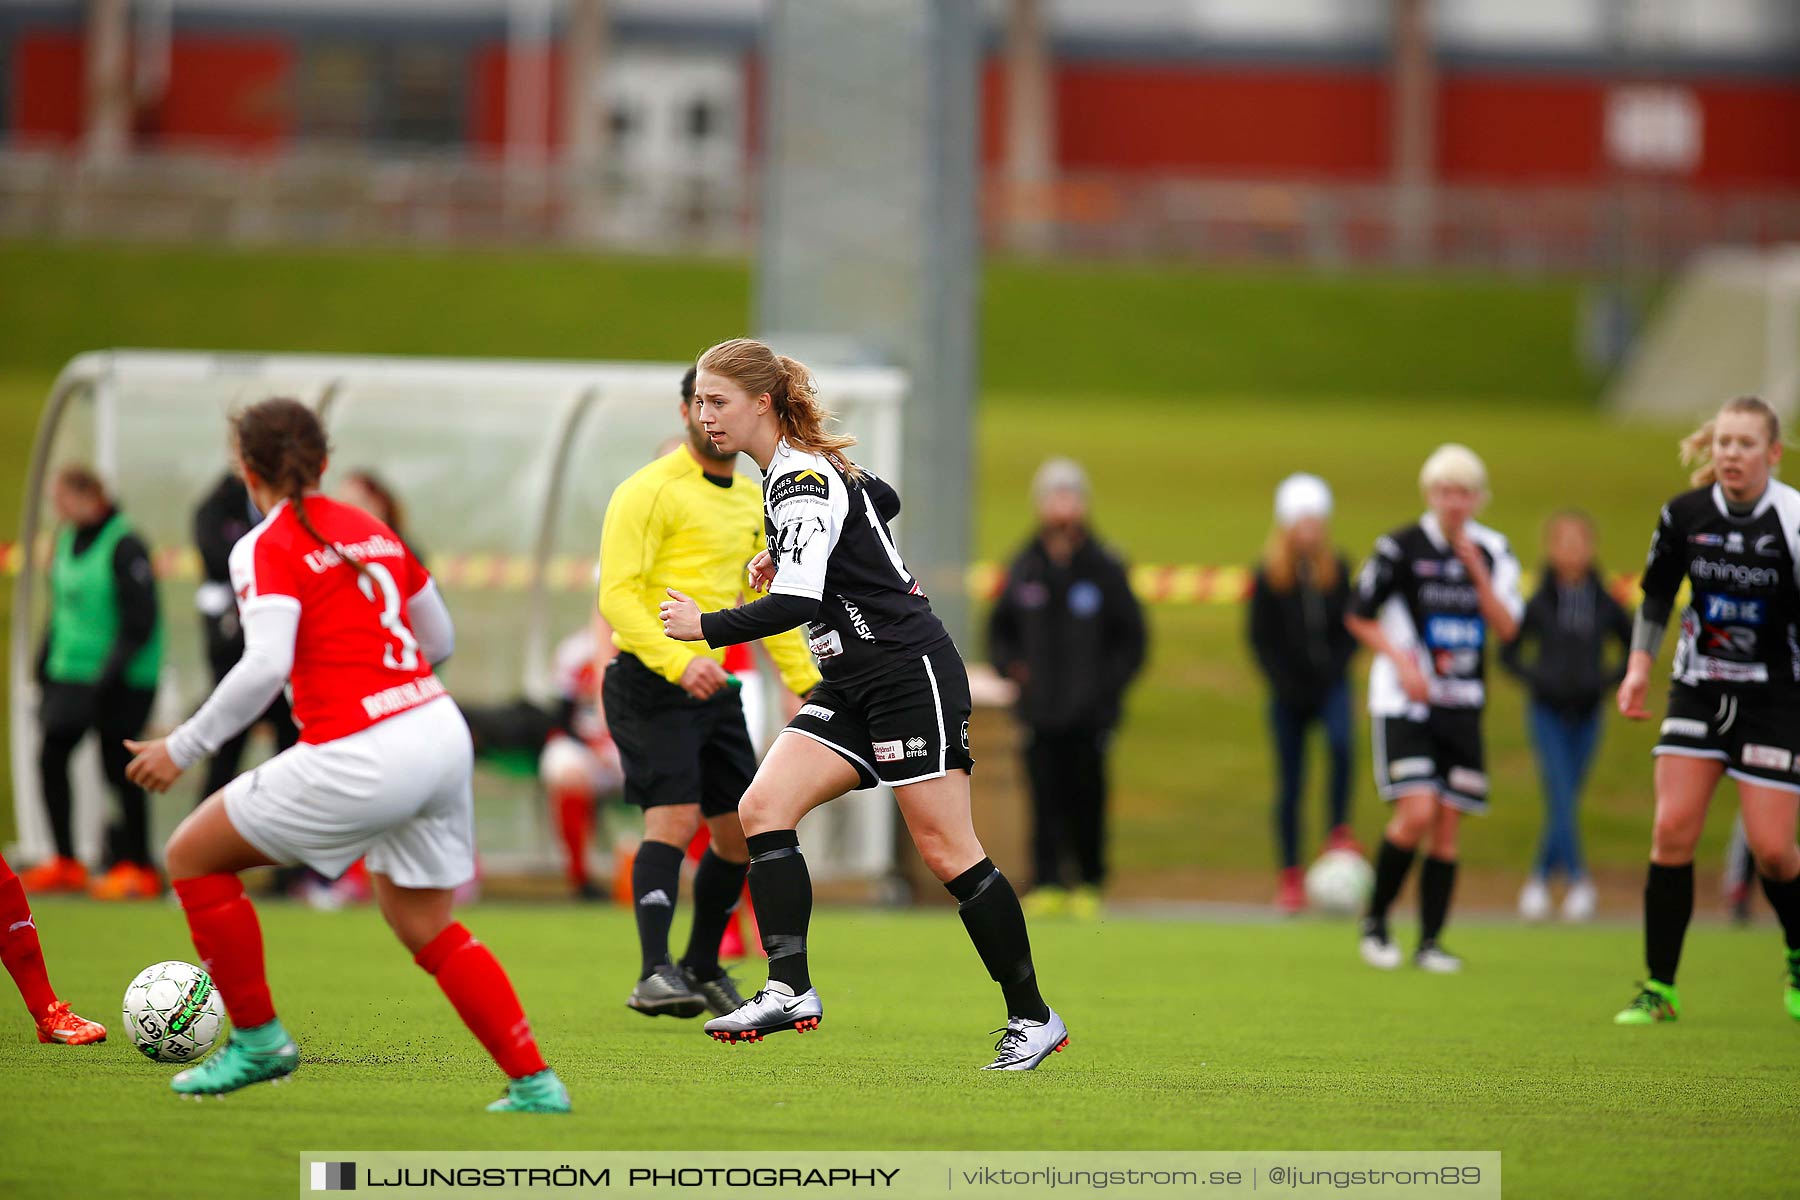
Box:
[122,961,226,1063]
[1305,849,1374,915]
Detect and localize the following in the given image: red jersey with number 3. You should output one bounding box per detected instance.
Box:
[228,494,444,744]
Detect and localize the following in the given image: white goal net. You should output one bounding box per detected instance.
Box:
[8,350,907,886]
[1606,245,1800,424]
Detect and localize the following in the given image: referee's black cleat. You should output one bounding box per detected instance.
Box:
[626,964,707,1018]
[703,982,823,1043]
[682,965,747,1018]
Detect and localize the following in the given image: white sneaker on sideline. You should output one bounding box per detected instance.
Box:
[1519,877,1551,922]
[1562,879,1597,922]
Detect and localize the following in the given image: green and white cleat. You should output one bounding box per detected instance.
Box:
[1785,950,1800,1021]
[171,1030,299,1096]
[1614,980,1680,1025]
[487,1068,571,1114]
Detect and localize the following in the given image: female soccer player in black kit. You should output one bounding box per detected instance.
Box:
[1614,395,1800,1025]
[658,337,1067,1070]
[1346,445,1522,974]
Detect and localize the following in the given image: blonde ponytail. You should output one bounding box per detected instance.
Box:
[698,338,862,478]
[1680,395,1781,487]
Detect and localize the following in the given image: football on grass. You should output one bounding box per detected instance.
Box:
[122,960,226,1063]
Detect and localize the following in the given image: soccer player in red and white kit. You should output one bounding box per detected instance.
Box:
[0,850,106,1044]
[124,398,568,1112]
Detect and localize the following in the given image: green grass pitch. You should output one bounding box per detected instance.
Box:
[1,899,1796,1198]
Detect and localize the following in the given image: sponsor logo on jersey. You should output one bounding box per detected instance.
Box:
[1694,656,1770,684]
[1411,559,1440,578]
[904,736,929,758]
[808,628,845,660]
[1418,582,1478,609]
[1424,615,1484,650]
[1702,594,1765,625]
[1660,717,1710,740]
[1726,532,1746,555]
[1447,766,1489,797]
[1068,580,1104,618]
[1743,743,1795,772]
[798,704,834,722]
[1690,558,1779,589]
[840,596,875,641]
[1689,532,1724,547]
[873,739,905,763]
[359,674,445,720]
[1755,533,1781,557]
[768,471,830,507]
[303,534,406,575]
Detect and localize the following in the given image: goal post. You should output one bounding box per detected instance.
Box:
[8,350,907,886]
[1606,245,1800,424]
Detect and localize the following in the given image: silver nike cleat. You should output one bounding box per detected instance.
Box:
[981,1008,1069,1071]
[703,982,823,1043]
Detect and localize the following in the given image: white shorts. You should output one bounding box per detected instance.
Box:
[223,697,475,889]
[537,733,624,798]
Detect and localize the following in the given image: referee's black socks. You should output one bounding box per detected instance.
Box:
[632,839,686,979]
[1757,869,1800,952]
[746,829,813,993]
[947,858,1050,1025]
[680,849,749,983]
[1365,838,1417,929]
[1644,861,1695,986]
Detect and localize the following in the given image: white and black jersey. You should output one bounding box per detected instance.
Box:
[1348,514,1524,720]
[700,440,951,685]
[1641,482,1800,693]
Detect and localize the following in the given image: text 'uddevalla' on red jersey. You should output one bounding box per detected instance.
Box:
[229,495,444,744]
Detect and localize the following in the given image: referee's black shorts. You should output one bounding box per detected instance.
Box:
[784,641,974,790]
[602,652,756,818]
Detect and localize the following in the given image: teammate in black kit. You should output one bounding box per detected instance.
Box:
[1613,395,1800,1025]
[1346,445,1522,973]
[658,337,1067,1070]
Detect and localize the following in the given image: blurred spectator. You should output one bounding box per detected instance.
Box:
[192,471,299,805]
[1248,473,1359,914]
[339,468,426,561]
[1501,510,1629,923]
[23,466,164,900]
[541,616,626,900]
[988,458,1146,920]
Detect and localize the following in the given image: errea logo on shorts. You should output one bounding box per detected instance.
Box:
[1743,743,1794,772]
[904,736,929,758]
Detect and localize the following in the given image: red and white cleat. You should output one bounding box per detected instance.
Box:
[36,1001,106,1046]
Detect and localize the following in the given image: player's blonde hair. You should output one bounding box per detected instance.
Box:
[1419,443,1488,497]
[1679,395,1782,488]
[697,338,862,479]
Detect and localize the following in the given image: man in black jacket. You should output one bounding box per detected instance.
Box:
[988,459,1146,920]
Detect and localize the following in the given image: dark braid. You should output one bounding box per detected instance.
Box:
[231,398,371,580]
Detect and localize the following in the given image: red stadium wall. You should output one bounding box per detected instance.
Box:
[7,28,1799,189]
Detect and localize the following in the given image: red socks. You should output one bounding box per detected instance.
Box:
[0,858,57,1017]
[415,922,546,1079]
[552,787,591,890]
[172,873,276,1029]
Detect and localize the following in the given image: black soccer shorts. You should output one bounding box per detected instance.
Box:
[1373,707,1489,814]
[783,642,975,789]
[1654,684,1800,795]
[601,652,757,817]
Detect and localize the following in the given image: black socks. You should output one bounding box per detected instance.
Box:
[680,849,749,982]
[746,829,813,993]
[1419,856,1457,945]
[1758,870,1800,953]
[1366,837,1417,929]
[947,858,1050,1024]
[631,840,685,978]
[1645,861,1695,986]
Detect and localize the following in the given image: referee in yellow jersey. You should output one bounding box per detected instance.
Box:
[600,366,821,1020]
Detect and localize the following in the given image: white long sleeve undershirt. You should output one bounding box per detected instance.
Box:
[165,580,455,769]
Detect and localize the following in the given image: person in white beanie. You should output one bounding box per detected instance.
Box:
[1248,474,1359,914]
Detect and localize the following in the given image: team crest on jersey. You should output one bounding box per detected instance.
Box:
[768,471,830,507]
[1755,533,1781,557]
[1412,559,1440,578]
